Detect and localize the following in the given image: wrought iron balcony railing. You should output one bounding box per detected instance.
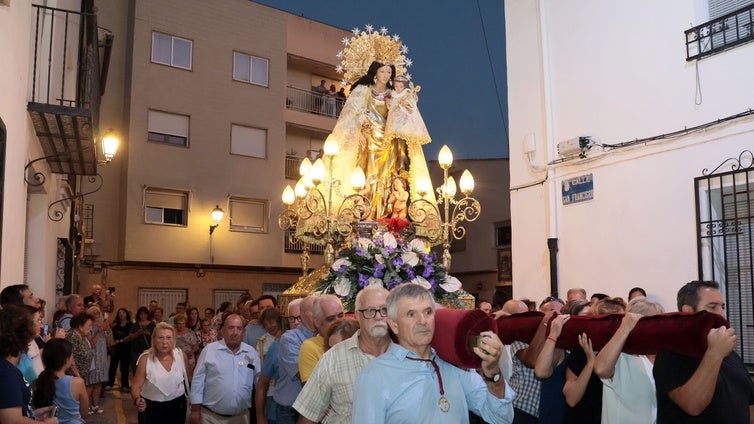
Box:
[27,3,113,176]
[685,3,754,61]
[286,86,345,118]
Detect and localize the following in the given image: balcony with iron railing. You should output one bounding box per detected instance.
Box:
[286,86,345,118]
[685,2,754,61]
[27,2,113,177]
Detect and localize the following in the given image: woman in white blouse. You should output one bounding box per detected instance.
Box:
[131,322,189,424]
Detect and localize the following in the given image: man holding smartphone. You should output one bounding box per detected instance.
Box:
[84,284,114,315]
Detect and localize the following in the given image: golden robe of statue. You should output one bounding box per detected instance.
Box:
[334,84,435,213]
[295,83,438,243]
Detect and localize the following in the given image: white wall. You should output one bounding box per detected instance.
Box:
[0,1,34,286]
[506,0,754,310]
[1,0,78,307]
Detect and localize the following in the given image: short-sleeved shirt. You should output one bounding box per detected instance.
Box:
[600,353,656,424]
[509,341,541,417]
[275,325,315,406]
[298,334,325,383]
[293,331,377,424]
[564,349,602,424]
[654,349,754,423]
[0,358,32,418]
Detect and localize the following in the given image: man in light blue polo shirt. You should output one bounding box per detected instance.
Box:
[353,284,515,424]
[189,313,260,424]
[275,295,317,424]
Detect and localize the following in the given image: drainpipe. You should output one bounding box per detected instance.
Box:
[547,238,558,297]
[539,0,560,296]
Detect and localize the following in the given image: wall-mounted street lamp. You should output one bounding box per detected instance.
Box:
[24,128,120,221]
[101,128,119,162]
[208,204,225,264]
[209,205,224,235]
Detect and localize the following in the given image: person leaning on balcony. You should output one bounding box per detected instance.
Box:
[352,284,514,424]
[313,80,327,113]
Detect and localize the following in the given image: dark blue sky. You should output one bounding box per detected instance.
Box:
[252,0,508,159]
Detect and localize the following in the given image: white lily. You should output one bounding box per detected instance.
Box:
[331,257,351,271]
[408,237,427,253]
[382,232,397,249]
[333,276,351,297]
[411,276,432,290]
[357,237,375,251]
[367,277,384,287]
[401,251,419,267]
[440,275,462,293]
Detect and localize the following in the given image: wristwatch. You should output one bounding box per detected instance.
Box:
[483,370,501,383]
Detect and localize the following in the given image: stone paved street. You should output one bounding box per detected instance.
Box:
[85,386,140,424]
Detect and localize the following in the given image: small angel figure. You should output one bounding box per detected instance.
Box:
[386,176,409,220]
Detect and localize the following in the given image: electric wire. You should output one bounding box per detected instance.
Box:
[476,0,510,146]
[549,108,754,165]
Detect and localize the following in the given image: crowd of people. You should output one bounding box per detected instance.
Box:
[0,279,751,423]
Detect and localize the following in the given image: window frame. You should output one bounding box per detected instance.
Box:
[151,31,193,70]
[232,51,269,87]
[228,196,269,234]
[147,109,190,148]
[230,124,267,159]
[143,187,189,227]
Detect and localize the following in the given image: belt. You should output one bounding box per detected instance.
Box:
[201,405,235,418]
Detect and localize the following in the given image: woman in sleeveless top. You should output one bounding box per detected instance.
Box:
[131,322,189,424]
[32,338,89,423]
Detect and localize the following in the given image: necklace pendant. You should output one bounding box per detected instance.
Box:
[438,395,450,413]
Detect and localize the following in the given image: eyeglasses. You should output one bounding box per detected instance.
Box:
[286,316,302,323]
[358,307,388,319]
[324,312,345,323]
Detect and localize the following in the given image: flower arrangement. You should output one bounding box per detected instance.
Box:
[317,232,464,311]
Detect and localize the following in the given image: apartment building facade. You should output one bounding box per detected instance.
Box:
[2,0,510,315]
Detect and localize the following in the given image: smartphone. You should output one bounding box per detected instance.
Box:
[49,405,58,417]
[108,287,116,294]
[42,324,49,338]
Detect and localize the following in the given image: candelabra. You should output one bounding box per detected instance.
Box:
[408,145,481,272]
[278,137,371,268]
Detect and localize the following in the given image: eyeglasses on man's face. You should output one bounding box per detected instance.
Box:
[286,315,302,323]
[358,307,388,319]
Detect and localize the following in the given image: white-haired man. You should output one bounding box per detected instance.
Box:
[294,286,392,424]
[297,294,344,383]
[353,284,514,423]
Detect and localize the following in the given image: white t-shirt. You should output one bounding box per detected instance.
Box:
[601,353,656,424]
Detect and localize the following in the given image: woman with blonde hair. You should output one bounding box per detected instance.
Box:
[131,322,189,424]
[85,306,110,413]
[594,296,665,423]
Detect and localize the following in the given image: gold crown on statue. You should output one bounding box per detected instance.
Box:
[336,25,413,86]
